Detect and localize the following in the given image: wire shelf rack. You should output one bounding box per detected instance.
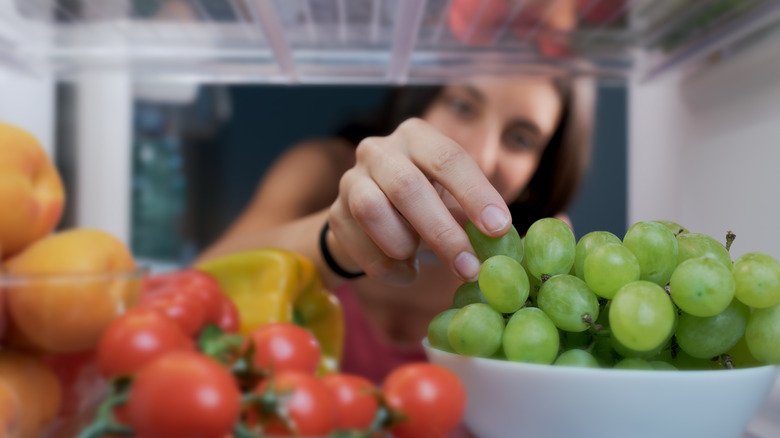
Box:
[1,0,779,84]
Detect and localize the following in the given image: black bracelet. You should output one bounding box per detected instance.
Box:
[319,221,366,279]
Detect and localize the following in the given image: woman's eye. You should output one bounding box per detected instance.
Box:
[503,129,536,151]
[446,97,476,118]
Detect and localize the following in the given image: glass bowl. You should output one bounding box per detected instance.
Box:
[0,268,147,437]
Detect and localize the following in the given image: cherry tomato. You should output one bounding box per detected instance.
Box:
[382,363,466,438]
[321,373,379,431]
[96,307,193,379]
[42,349,101,417]
[126,351,241,438]
[252,371,336,436]
[0,380,21,438]
[244,323,321,374]
[144,270,224,324]
[139,289,208,336]
[0,350,62,438]
[215,296,241,334]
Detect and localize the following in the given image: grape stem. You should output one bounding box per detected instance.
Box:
[718,354,735,369]
[726,230,736,252]
[581,313,608,335]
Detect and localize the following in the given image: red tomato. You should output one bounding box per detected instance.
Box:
[321,373,379,431]
[42,349,101,416]
[576,0,626,24]
[96,307,193,379]
[448,0,509,45]
[252,371,336,436]
[126,351,241,438]
[215,296,240,334]
[244,323,321,374]
[144,270,224,323]
[139,289,207,336]
[382,363,466,438]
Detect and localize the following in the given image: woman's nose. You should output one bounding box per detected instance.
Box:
[469,128,501,175]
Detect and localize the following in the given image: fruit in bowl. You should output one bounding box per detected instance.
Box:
[425,218,780,438]
[1,228,144,353]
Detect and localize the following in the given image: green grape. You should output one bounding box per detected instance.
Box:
[452,281,488,308]
[583,243,640,299]
[613,358,653,370]
[676,232,732,268]
[589,331,620,367]
[502,307,560,365]
[478,255,530,314]
[652,348,716,370]
[669,256,735,317]
[649,361,678,371]
[733,252,780,309]
[560,330,593,351]
[622,221,679,286]
[447,303,505,357]
[520,237,543,304]
[654,220,689,236]
[745,303,780,364]
[611,332,670,359]
[427,308,460,353]
[675,299,749,359]
[524,217,576,280]
[609,280,676,353]
[726,335,763,369]
[554,349,600,368]
[465,220,523,264]
[537,274,599,332]
[574,231,621,280]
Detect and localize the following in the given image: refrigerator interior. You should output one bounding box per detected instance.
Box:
[1,1,780,435]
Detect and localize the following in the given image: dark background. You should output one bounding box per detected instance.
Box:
[130,83,627,264]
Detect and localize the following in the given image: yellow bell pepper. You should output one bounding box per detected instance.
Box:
[195,248,344,374]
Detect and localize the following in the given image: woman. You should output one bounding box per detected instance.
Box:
[197,73,594,383]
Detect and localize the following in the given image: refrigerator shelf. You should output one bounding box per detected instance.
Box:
[1,0,780,84]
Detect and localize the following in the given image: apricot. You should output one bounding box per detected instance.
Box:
[3,228,143,353]
[0,122,65,259]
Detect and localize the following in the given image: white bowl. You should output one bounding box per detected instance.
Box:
[423,339,779,438]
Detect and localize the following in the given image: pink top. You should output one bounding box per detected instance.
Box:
[331,282,428,384]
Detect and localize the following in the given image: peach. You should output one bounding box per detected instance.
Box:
[3,228,143,353]
[0,122,65,260]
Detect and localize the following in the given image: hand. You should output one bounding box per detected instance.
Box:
[327,118,512,284]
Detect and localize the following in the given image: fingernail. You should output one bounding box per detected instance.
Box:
[482,205,510,233]
[455,252,481,281]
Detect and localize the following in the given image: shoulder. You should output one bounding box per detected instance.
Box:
[280,137,356,169]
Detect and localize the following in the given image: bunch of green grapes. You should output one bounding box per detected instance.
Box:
[427,218,780,370]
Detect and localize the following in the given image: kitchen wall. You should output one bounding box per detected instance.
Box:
[629,28,780,260]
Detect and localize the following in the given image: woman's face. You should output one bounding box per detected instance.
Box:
[422,75,563,205]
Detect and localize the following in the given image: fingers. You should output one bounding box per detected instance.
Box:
[333,118,513,283]
[396,119,512,237]
[329,170,420,284]
[361,141,482,281]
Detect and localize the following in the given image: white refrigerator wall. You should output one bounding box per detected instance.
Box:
[629,34,780,261]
